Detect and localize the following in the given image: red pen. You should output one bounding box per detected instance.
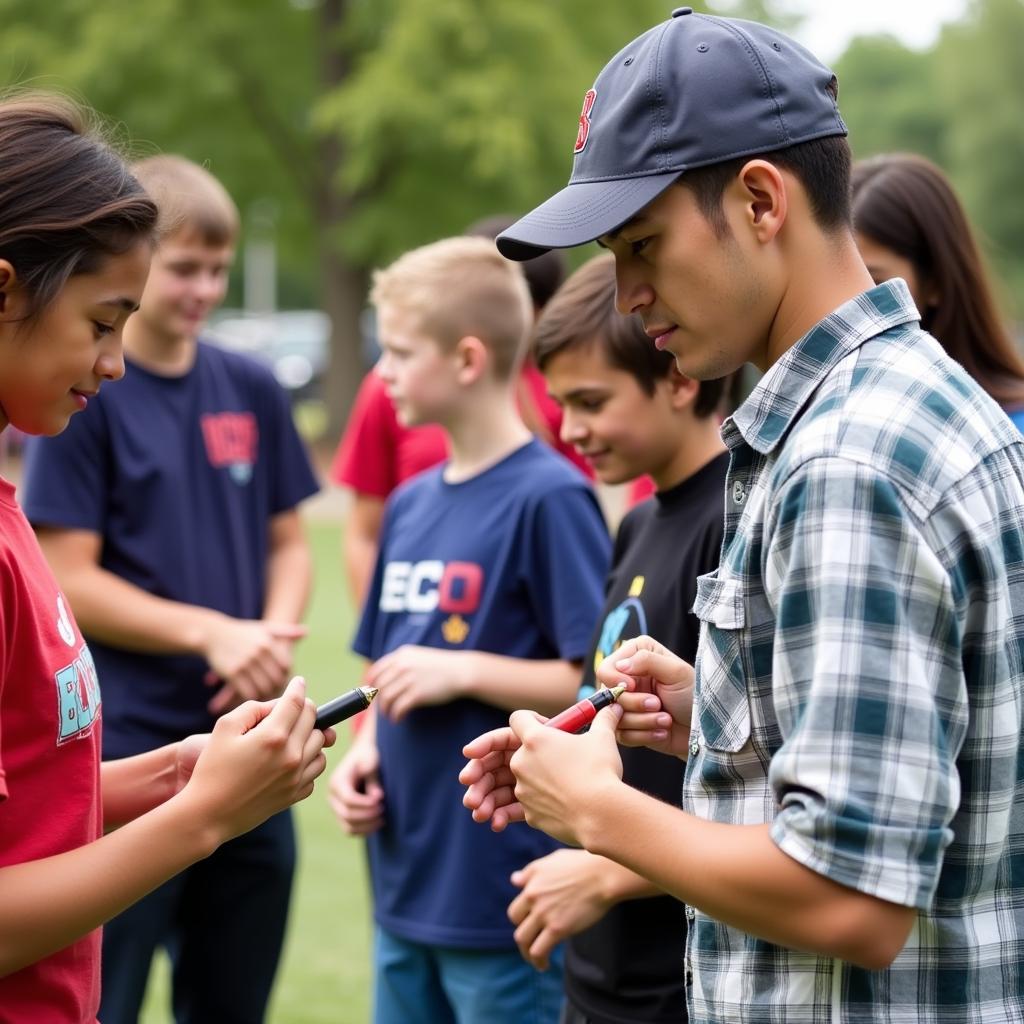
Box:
[546,683,627,734]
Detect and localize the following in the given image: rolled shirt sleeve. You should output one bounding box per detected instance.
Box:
[764,456,963,909]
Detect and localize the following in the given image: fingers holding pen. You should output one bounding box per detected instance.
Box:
[616,688,674,746]
[594,635,693,693]
[460,725,525,830]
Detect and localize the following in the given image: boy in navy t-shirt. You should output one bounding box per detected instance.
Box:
[504,254,729,1024]
[21,156,319,1023]
[328,236,610,1024]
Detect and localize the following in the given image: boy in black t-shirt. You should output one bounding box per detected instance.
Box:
[506,253,729,1024]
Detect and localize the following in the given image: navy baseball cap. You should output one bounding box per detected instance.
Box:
[497,7,847,261]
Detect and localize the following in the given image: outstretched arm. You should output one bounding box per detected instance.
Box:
[0,679,330,978]
[371,646,581,721]
[496,706,914,970]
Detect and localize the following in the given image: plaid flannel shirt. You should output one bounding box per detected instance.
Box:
[685,280,1024,1023]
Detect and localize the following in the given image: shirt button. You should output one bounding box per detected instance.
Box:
[685,904,696,921]
[689,737,700,757]
[732,479,747,504]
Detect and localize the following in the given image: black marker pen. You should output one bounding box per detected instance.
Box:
[314,686,379,730]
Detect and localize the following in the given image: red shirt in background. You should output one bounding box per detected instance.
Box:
[626,474,656,507]
[331,364,592,495]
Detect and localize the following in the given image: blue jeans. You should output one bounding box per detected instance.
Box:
[373,925,565,1024]
[98,810,295,1024]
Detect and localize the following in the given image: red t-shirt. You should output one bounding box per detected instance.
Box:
[626,474,657,507]
[0,475,102,1023]
[330,365,591,496]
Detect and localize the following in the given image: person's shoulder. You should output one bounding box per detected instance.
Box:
[497,446,599,532]
[617,495,656,537]
[508,439,592,494]
[354,368,390,405]
[780,324,1018,515]
[386,462,447,509]
[196,339,281,390]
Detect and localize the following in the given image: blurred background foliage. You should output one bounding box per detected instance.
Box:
[0,0,1021,438]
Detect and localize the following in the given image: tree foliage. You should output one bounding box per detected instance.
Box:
[0,0,1020,430]
[835,0,1024,313]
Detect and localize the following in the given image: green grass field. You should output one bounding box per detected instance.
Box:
[140,521,375,1023]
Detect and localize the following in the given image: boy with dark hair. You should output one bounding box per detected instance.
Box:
[462,10,1024,1024]
[328,236,609,1024]
[21,155,319,1024]
[508,252,728,1024]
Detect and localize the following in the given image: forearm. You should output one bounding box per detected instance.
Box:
[343,526,378,606]
[0,792,219,977]
[59,562,222,655]
[460,653,581,716]
[579,782,914,969]
[351,701,378,746]
[263,533,312,623]
[594,853,662,904]
[101,745,179,830]
[343,494,385,605]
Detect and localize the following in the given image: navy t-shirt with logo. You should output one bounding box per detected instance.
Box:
[354,439,610,947]
[21,342,320,757]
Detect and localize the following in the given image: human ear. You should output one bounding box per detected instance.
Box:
[455,335,489,385]
[666,365,699,410]
[0,260,18,316]
[732,160,787,243]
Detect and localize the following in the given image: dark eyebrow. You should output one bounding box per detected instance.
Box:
[596,215,646,247]
[561,386,608,402]
[98,298,141,313]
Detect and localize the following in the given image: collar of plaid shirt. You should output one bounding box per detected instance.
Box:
[732,279,921,455]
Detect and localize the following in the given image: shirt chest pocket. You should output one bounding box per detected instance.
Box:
[692,573,751,753]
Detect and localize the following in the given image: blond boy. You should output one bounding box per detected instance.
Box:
[328,237,610,1024]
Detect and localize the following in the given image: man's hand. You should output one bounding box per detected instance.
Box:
[505,705,624,846]
[461,724,526,831]
[328,739,385,836]
[508,849,613,970]
[203,617,307,713]
[597,636,695,758]
[370,645,469,722]
[173,733,209,795]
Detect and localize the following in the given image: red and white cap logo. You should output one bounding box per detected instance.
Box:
[574,88,597,154]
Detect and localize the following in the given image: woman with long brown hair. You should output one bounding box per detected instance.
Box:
[852,153,1024,429]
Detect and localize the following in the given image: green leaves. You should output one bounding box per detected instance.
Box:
[836,0,1024,314]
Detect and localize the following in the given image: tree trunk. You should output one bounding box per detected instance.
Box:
[317,0,371,445]
[319,240,370,445]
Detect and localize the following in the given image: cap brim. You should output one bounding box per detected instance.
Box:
[496,172,680,261]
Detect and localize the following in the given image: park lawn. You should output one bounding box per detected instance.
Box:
[141,520,375,1024]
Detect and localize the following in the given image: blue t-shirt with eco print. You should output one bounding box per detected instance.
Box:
[355,439,611,947]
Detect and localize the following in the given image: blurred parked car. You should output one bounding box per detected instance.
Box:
[205,309,331,400]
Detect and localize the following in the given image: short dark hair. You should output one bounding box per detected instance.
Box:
[464,214,567,310]
[0,93,158,322]
[682,134,853,237]
[532,253,727,418]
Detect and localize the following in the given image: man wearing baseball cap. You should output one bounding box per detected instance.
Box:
[463,9,1024,1022]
